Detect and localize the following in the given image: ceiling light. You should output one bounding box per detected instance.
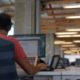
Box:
[66,28,80,31]
[74,40,80,43]
[54,41,64,44]
[56,35,72,37]
[54,41,73,44]
[66,16,80,19]
[64,51,73,54]
[63,4,80,8]
[73,35,80,37]
[55,32,77,35]
[62,44,75,47]
[70,47,80,50]
[57,35,80,38]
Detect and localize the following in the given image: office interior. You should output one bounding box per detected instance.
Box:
[1,0,80,80]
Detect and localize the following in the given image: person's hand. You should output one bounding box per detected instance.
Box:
[37,63,48,70]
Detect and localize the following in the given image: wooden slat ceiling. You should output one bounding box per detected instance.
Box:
[40,0,80,32]
[40,0,80,53]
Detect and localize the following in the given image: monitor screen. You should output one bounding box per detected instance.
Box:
[19,39,39,57]
[13,34,46,57]
[49,55,60,69]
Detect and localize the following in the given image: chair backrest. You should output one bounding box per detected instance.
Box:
[0,39,18,80]
[75,58,80,67]
[57,58,70,69]
[62,58,70,66]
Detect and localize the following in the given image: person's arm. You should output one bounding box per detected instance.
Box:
[16,58,47,75]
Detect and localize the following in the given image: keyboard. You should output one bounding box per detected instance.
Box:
[41,66,54,71]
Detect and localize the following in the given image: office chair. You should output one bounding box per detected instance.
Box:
[75,58,80,67]
[0,39,18,80]
[62,58,70,67]
[57,58,70,69]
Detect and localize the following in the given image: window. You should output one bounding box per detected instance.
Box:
[8,25,14,35]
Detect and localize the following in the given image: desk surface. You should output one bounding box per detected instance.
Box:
[17,66,80,77]
[61,66,80,75]
[36,71,61,76]
[17,68,61,76]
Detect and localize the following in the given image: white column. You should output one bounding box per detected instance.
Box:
[45,33,55,64]
[15,0,35,34]
[55,45,64,57]
[35,0,40,33]
[60,50,64,58]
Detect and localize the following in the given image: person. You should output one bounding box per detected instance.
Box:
[0,12,48,75]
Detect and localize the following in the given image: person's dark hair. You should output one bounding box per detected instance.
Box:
[0,13,12,32]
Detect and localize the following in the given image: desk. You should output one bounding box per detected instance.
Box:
[34,71,61,80]
[17,66,80,80]
[17,68,61,80]
[61,66,80,80]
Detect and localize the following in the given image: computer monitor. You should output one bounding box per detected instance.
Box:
[13,34,46,58]
[49,55,60,70]
[40,55,60,71]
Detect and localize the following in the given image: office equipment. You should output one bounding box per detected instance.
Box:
[13,34,46,58]
[40,55,60,71]
[63,58,70,67]
[50,55,60,70]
